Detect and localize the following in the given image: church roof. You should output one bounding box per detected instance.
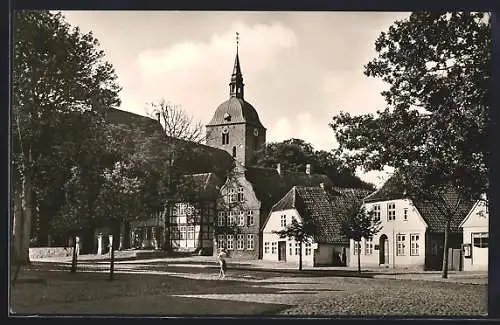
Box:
[206,97,265,129]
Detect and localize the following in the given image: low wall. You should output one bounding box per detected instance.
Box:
[29,247,74,259]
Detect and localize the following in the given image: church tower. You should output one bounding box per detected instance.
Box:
[206,33,266,166]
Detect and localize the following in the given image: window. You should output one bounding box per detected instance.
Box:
[187,226,194,240]
[305,242,312,256]
[232,146,236,157]
[171,227,180,240]
[264,242,270,254]
[353,241,361,255]
[280,215,287,227]
[247,210,255,226]
[228,188,235,203]
[217,212,225,226]
[179,203,186,216]
[247,234,254,250]
[222,133,229,145]
[387,202,396,221]
[238,211,245,226]
[365,237,373,255]
[473,232,488,248]
[180,226,186,240]
[410,234,420,256]
[226,234,234,250]
[217,235,225,249]
[228,211,236,226]
[396,234,406,256]
[186,206,193,216]
[289,242,293,255]
[271,242,277,254]
[237,187,244,202]
[237,234,245,250]
[295,242,300,255]
[403,208,408,221]
[372,204,381,221]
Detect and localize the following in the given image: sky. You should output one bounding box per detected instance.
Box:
[61,11,409,188]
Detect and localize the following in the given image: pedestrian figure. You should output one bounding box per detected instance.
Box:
[218,252,227,279]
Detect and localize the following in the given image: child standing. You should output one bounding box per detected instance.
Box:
[218,252,227,279]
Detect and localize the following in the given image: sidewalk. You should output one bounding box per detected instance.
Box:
[31,253,488,285]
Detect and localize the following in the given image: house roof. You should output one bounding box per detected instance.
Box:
[268,186,368,244]
[244,167,333,219]
[170,173,223,201]
[364,173,475,232]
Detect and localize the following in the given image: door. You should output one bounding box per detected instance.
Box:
[379,235,389,265]
[278,241,287,261]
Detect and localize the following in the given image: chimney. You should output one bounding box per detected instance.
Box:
[276,163,281,175]
[305,163,311,175]
[155,111,161,123]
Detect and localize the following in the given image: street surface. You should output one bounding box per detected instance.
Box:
[10,257,488,317]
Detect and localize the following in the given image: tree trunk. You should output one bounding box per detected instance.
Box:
[71,234,78,273]
[441,219,450,279]
[13,174,33,266]
[109,233,115,281]
[357,241,361,274]
[299,241,303,271]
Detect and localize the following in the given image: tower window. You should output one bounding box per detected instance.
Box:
[232,146,236,157]
[222,133,229,145]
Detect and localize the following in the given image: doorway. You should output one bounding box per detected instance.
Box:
[379,234,389,265]
[278,241,287,261]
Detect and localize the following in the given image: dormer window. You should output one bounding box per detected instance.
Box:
[224,112,231,122]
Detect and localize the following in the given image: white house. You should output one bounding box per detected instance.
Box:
[348,175,475,270]
[262,185,370,267]
[460,199,488,271]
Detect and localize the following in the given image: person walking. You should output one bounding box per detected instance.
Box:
[218,251,227,279]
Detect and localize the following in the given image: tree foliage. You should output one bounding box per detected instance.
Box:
[330,12,490,199]
[339,204,381,273]
[147,99,205,143]
[330,12,490,278]
[252,138,374,190]
[12,10,121,264]
[274,216,317,270]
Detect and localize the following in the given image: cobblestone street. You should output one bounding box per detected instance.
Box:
[11,260,487,317]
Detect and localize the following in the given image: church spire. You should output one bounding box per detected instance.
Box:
[230,32,244,99]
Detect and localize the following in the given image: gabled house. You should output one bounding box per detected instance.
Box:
[460,198,488,271]
[261,185,371,267]
[349,175,475,270]
[215,164,333,259]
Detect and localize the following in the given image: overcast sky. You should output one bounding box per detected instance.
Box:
[61,11,409,187]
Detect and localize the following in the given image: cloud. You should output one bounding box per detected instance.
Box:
[131,22,298,123]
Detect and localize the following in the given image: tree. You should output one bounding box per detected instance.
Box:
[330,12,490,278]
[274,217,317,271]
[252,138,374,189]
[148,99,205,143]
[12,10,121,265]
[95,161,142,280]
[339,204,381,273]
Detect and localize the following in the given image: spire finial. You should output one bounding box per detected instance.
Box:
[236,32,239,54]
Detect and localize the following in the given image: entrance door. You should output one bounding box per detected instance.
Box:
[379,235,389,265]
[278,241,287,261]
